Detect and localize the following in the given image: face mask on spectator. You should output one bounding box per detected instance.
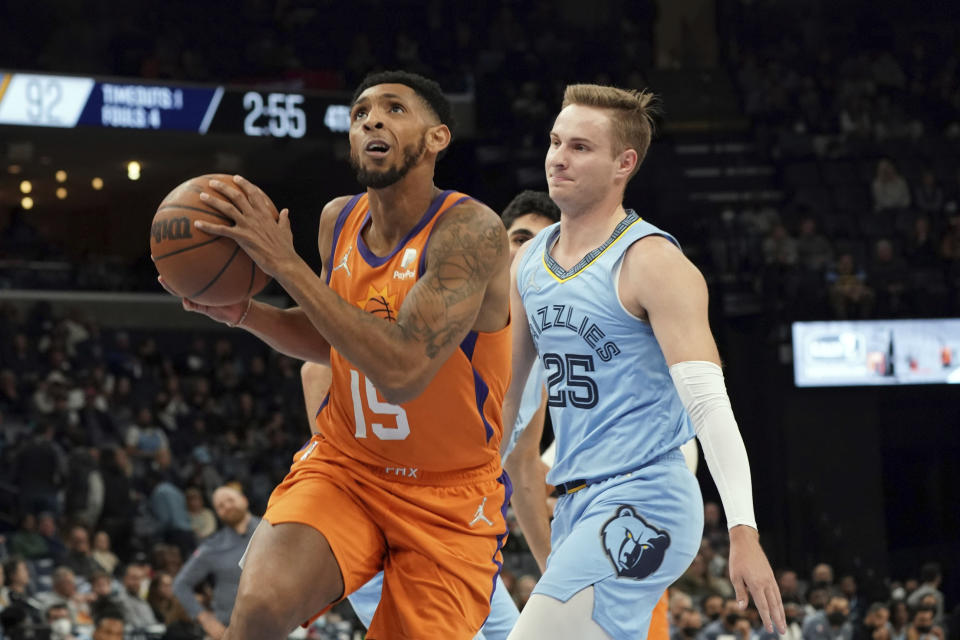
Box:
[915,626,932,634]
[683,627,700,638]
[726,614,740,626]
[51,619,72,636]
[828,612,847,626]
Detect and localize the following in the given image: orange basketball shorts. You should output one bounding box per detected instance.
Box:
[263,435,511,640]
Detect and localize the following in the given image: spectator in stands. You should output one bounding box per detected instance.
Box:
[783,601,805,640]
[673,552,734,602]
[125,407,169,469]
[670,590,694,633]
[145,458,195,555]
[796,217,834,272]
[702,502,727,550]
[915,170,945,215]
[702,594,724,623]
[699,538,727,579]
[150,543,184,578]
[905,217,940,269]
[671,609,704,640]
[763,223,799,266]
[9,513,49,560]
[872,159,912,212]
[906,563,945,625]
[88,570,114,601]
[828,253,875,318]
[811,564,836,594]
[699,599,742,640]
[806,588,830,619]
[184,487,216,540]
[34,567,91,626]
[2,557,35,613]
[853,603,891,640]
[62,525,102,581]
[90,532,118,576]
[0,604,30,638]
[115,563,157,629]
[839,575,864,624]
[13,423,63,515]
[870,239,909,316]
[147,571,189,626]
[97,446,135,559]
[90,602,125,640]
[780,570,805,603]
[46,602,78,640]
[36,513,66,564]
[803,596,853,640]
[64,449,104,530]
[905,607,942,640]
[890,601,910,639]
[0,369,29,420]
[172,485,258,640]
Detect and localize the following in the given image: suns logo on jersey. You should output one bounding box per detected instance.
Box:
[357,284,398,321]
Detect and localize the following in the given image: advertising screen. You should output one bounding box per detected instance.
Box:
[792,319,960,387]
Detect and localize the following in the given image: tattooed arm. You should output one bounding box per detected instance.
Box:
[276,200,510,404]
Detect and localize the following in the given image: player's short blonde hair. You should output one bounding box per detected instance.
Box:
[561,84,657,178]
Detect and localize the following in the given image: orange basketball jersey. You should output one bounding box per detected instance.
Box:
[317,190,511,478]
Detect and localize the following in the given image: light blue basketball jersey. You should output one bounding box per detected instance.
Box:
[501,361,547,462]
[515,211,695,486]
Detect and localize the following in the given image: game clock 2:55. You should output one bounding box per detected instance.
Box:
[242,91,306,138]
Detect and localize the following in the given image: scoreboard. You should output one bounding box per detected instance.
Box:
[0,71,352,138]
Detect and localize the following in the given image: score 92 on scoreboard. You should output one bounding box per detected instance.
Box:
[0,72,351,139]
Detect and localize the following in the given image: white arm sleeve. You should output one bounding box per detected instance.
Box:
[669,360,757,531]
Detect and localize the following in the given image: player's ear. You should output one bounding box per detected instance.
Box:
[616,148,638,180]
[425,124,452,155]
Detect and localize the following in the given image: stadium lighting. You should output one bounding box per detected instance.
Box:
[127,161,141,180]
[55,170,67,183]
[56,187,67,200]
[21,196,34,210]
[19,180,32,194]
[92,177,103,190]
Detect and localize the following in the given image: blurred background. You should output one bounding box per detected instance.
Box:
[0,0,958,638]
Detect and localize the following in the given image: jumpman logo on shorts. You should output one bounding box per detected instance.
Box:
[469,496,494,527]
[333,245,353,277]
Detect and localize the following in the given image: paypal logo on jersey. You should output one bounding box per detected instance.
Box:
[528,304,621,362]
[601,506,670,580]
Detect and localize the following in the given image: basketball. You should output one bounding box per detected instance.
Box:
[150,174,277,306]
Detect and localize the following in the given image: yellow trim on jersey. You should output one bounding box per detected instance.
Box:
[542,215,643,283]
[0,74,11,104]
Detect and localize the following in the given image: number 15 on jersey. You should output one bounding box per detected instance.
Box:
[349,369,410,441]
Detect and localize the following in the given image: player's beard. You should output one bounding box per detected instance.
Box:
[350,134,427,189]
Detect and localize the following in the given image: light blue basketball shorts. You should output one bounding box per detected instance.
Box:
[533,449,704,639]
[348,571,519,640]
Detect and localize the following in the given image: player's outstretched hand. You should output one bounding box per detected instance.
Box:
[728,526,786,635]
[157,275,250,326]
[196,175,296,278]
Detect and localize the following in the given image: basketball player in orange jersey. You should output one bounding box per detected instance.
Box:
[159,71,512,640]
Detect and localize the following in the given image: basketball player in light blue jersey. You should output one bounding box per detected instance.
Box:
[503,84,787,640]
[296,191,559,640]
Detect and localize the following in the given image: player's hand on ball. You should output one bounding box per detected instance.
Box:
[728,525,786,635]
[157,275,251,326]
[196,175,296,278]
